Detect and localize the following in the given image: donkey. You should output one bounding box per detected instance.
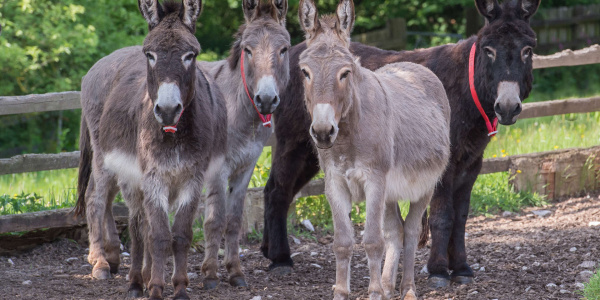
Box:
[194,0,290,289]
[262,0,539,287]
[74,0,227,299]
[297,1,450,299]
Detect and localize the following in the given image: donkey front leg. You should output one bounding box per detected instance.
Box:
[142,177,171,300]
[400,194,432,300]
[171,184,201,300]
[103,191,122,274]
[327,177,354,300]
[201,157,228,290]
[363,180,386,300]
[120,184,145,298]
[86,164,119,280]
[224,166,256,287]
[381,201,404,299]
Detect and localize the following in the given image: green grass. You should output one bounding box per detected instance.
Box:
[582,269,600,300]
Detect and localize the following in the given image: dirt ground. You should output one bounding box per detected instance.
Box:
[1,194,599,300]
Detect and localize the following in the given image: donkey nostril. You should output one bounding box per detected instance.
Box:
[154,105,161,113]
[176,103,182,112]
[329,126,335,136]
[513,103,522,115]
[494,102,501,113]
[255,95,262,105]
[310,127,317,138]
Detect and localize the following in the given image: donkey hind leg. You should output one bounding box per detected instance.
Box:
[400,194,432,300]
[262,142,320,275]
[327,178,354,300]
[381,201,404,299]
[121,184,145,298]
[201,164,228,290]
[363,182,386,300]
[103,189,122,274]
[142,181,171,300]
[171,185,201,300]
[86,161,118,280]
[223,166,255,287]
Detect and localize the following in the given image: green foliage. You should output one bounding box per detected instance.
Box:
[0,192,45,215]
[581,269,600,300]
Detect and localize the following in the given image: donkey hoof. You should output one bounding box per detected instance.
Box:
[172,288,190,300]
[92,267,111,280]
[109,262,120,274]
[127,283,144,298]
[202,278,219,290]
[427,276,450,289]
[402,289,417,300]
[368,291,384,300]
[229,275,248,287]
[268,266,293,277]
[451,275,473,285]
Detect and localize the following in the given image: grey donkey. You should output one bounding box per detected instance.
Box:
[297,0,451,299]
[74,0,227,299]
[195,0,290,289]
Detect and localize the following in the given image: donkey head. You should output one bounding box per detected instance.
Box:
[474,0,539,125]
[298,0,357,149]
[139,0,202,128]
[230,0,290,114]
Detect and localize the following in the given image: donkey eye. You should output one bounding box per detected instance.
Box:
[340,70,351,81]
[146,52,156,66]
[244,48,252,58]
[522,47,533,61]
[301,68,310,80]
[280,47,288,58]
[483,47,496,60]
[183,53,195,62]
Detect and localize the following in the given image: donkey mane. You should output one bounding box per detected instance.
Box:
[227,3,284,70]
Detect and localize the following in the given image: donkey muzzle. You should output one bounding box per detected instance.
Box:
[254,76,280,114]
[494,81,522,125]
[154,82,184,126]
[310,103,339,149]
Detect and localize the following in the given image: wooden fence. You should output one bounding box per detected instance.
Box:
[1,45,600,235]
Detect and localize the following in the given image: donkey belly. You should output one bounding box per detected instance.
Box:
[385,167,441,203]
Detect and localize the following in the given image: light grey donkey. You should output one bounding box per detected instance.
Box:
[297,0,451,299]
[75,0,227,299]
[195,0,290,289]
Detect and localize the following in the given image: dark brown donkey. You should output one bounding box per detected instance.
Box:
[75,0,227,299]
[262,0,539,287]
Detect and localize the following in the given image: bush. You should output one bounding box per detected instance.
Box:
[582,269,600,300]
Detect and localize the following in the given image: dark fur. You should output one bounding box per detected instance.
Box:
[262,0,538,282]
[74,118,92,217]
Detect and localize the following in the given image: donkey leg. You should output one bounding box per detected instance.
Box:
[363,182,386,300]
[262,142,320,274]
[426,172,455,288]
[121,184,145,298]
[86,162,118,280]
[142,179,170,300]
[103,191,121,274]
[381,201,404,299]
[224,166,255,287]
[448,158,481,284]
[171,185,200,300]
[327,178,354,300]
[400,195,431,300]
[201,160,228,290]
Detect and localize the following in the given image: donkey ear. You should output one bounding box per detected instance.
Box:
[138,0,163,30]
[474,0,501,23]
[272,0,288,26]
[298,0,319,39]
[243,0,260,23]
[181,0,202,33]
[336,0,355,38]
[518,0,540,21]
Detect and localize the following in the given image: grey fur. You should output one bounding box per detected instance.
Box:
[298,0,451,299]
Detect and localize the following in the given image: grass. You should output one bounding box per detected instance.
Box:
[582,269,600,300]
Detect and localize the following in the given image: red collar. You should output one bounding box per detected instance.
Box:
[163,108,184,133]
[469,42,498,137]
[240,51,272,128]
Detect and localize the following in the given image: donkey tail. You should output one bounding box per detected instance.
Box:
[74,117,92,217]
[418,210,429,249]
